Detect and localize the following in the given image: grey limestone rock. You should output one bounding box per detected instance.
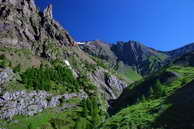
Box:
[43,4,53,19]
[0,90,87,119]
[0,0,74,54]
[89,68,127,100]
[0,68,14,85]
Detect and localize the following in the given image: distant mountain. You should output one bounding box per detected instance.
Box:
[111,41,168,76]
[80,40,168,77]
[167,42,194,57]
[80,41,194,78]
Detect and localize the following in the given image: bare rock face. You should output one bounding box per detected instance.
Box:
[0,90,87,119]
[89,68,128,100]
[79,40,118,66]
[0,0,74,53]
[43,4,53,19]
[0,68,14,85]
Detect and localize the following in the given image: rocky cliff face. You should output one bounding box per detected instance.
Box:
[79,40,118,66]
[0,0,74,53]
[89,68,128,100]
[111,41,168,75]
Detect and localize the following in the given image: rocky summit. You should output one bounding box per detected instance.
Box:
[0,0,74,57]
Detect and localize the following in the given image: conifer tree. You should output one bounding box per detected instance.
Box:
[153,80,165,98]
[148,87,154,98]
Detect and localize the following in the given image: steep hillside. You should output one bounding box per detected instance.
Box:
[99,52,194,129]
[79,40,117,65]
[0,0,129,129]
[111,41,168,76]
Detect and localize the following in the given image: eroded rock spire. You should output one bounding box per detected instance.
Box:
[43,4,53,19]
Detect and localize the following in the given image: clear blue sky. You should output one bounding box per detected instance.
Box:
[35,0,194,51]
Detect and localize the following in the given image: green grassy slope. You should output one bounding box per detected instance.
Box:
[116,63,142,82]
[100,65,194,129]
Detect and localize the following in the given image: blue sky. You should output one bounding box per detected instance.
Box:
[35,0,194,51]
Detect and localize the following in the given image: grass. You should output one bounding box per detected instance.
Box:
[119,67,142,81]
[100,99,170,129]
[116,64,142,82]
[99,65,194,129]
[0,108,79,129]
[0,47,45,71]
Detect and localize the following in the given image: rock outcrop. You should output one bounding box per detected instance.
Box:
[79,40,118,66]
[89,68,128,100]
[43,4,53,19]
[0,90,87,119]
[0,68,14,85]
[0,0,74,52]
[173,51,194,67]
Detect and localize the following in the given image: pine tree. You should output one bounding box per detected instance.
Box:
[140,95,146,102]
[153,80,165,98]
[148,87,154,98]
[82,100,88,117]
[75,118,87,129]
[13,64,21,73]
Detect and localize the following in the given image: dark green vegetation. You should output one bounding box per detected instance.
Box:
[115,63,142,81]
[99,57,194,129]
[21,64,80,93]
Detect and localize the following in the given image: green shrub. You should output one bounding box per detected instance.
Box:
[0,54,11,68]
[78,75,96,94]
[152,80,166,98]
[78,96,102,129]
[13,64,21,73]
[49,118,65,129]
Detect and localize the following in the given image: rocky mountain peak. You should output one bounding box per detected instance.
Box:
[0,0,74,55]
[43,4,53,19]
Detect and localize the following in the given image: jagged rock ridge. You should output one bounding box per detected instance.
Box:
[0,0,74,53]
[80,40,168,76]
